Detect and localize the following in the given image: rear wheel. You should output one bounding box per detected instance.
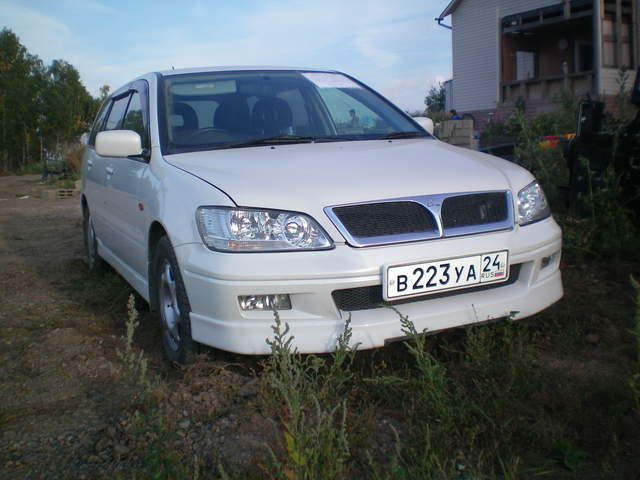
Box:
[153,236,195,364]
[83,207,105,272]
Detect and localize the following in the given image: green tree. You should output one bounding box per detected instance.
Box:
[99,84,110,101]
[0,28,99,172]
[41,59,98,147]
[0,28,44,171]
[424,82,446,114]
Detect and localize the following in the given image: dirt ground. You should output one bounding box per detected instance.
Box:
[0,175,639,479]
[0,175,268,478]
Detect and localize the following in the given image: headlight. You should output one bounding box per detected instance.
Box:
[516,181,550,225]
[196,206,333,252]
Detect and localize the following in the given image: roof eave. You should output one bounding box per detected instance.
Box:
[438,0,463,19]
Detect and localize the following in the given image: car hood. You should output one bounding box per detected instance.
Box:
[165,139,534,236]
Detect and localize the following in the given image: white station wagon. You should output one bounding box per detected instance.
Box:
[82,67,563,362]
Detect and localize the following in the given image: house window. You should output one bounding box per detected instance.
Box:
[575,42,594,72]
[516,51,537,80]
[602,16,634,68]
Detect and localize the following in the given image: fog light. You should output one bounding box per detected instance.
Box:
[238,294,291,311]
[541,252,558,269]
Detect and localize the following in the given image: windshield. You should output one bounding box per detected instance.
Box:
[159,70,429,154]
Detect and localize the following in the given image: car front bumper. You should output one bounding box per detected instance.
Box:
[175,217,563,354]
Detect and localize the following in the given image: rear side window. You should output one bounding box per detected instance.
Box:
[122,92,148,147]
[104,94,131,131]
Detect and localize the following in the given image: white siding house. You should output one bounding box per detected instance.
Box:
[449,0,562,112]
[439,0,639,122]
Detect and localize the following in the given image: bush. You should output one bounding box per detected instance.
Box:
[64,142,84,173]
[487,88,639,259]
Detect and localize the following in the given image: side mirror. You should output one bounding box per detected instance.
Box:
[96,130,142,157]
[413,116,435,135]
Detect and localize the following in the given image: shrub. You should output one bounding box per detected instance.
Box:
[64,142,84,173]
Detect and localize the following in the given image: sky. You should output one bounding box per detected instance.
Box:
[0,0,452,111]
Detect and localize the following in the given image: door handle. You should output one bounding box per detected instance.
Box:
[87,159,93,170]
[105,166,115,176]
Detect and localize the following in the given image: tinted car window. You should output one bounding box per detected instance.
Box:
[122,92,148,147]
[317,88,386,135]
[104,94,131,131]
[161,71,426,154]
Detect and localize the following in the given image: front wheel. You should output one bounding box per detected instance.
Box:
[153,236,195,364]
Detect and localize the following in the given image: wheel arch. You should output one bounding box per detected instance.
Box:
[148,220,169,312]
[81,194,88,217]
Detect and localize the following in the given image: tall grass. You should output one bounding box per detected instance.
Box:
[116,294,152,395]
[263,312,355,480]
[366,313,457,479]
[260,308,549,479]
[364,315,538,478]
[630,276,640,416]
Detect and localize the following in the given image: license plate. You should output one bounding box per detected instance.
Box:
[384,250,509,300]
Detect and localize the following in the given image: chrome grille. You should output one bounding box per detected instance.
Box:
[325,191,513,247]
[442,192,509,228]
[331,202,437,238]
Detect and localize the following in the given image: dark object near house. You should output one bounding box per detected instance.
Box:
[632,69,640,106]
[616,72,640,212]
[563,68,640,213]
[480,141,516,162]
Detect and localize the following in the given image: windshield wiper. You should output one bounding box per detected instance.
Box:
[312,135,358,143]
[217,134,356,150]
[219,135,315,150]
[378,131,426,140]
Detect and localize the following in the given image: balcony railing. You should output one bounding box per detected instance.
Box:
[501,71,595,104]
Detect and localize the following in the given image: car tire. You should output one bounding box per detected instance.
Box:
[153,236,195,364]
[83,207,105,273]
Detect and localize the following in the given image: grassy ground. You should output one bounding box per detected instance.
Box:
[0,175,638,479]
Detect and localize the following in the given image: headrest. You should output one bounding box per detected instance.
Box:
[213,96,251,133]
[251,97,293,135]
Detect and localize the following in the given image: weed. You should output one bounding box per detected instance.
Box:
[116,294,152,395]
[398,314,454,433]
[552,439,588,472]
[392,314,457,479]
[263,311,354,480]
[130,409,193,480]
[614,67,635,123]
[630,276,640,363]
[582,168,638,256]
[364,314,551,478]
[362,312,461,479]
[630,276,640,415]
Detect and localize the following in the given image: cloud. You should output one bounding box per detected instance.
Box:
[352,34,399,69]
[0,1,71,60]
[60,0,116,14]
[0,0,451,110]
